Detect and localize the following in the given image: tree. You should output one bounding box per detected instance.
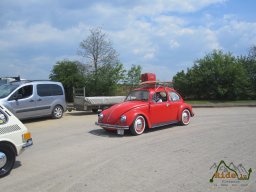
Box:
[49,60,86,102]
[239,46,256,99]
[78,28,125,96]
[173,50,252,100]
[173,70,190,98]
[125,65,142,87]
[83,63,126,96]
[79,28,119,73]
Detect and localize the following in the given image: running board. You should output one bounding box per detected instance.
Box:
[151,120,179,128]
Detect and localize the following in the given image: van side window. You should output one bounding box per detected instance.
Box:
[51,84,63,95]
[37,84,63,97]
[169,91,180,101]
[10,85,33,100]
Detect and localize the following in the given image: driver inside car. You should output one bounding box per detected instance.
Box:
[155,92,162,103]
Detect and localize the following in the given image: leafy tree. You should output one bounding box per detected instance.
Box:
[125,65,142,88]
[173,50,252,100]
[84,63,126,96]
[239,46,256,99]
[78,27,124,96]
[173,70,190,98]
[49,60,86,101]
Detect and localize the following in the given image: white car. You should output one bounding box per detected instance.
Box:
[0,104,33,177]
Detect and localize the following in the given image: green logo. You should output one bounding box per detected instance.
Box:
[210,160,252,183]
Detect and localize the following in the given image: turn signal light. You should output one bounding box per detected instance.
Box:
[23,132,31,141]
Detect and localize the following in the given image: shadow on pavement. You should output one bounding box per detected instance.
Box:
[21,116,54,124]
[89,129,132,138]
[13,161,22,169]
[89,124,177,137]
[65,111,97,116]
[144,124,177,134]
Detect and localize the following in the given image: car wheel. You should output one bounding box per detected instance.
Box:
[52,105,64,119]
[180,109,191,125]
[130,115,146,136]
[0,144,16,178]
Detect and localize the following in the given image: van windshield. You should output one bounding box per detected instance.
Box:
[0,84,20,98]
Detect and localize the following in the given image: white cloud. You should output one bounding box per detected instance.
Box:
[0,21,89,48]
[169,39,180,48]
[206,15,256,55]
[1,0,255,81]
[130,0,226,17]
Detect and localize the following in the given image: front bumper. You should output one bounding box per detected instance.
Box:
[95,122,129,130]
[22,138,33,148]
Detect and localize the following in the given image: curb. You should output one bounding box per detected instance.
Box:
[191,104,256,108]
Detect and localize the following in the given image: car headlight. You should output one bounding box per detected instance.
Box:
[120,115,127,123]
[98,113,104,120]
[0,111,7,124]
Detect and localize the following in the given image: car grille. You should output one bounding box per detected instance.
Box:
[0,124,21,135]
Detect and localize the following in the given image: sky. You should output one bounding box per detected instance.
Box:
[0,0,256,81]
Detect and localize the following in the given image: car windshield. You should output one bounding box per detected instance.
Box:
[0,83,20,98]
[0,80,8,86]
[125,90,149,102]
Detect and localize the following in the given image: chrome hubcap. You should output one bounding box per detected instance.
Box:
[136,119,143,129]
[182,111,190,124]
[134,116,145,133]
[54,107,62,118]
[0,152,7,169]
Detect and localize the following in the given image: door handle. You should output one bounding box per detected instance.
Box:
[29,100,34,102]
[37,99,42,101]
[166,103,170,107]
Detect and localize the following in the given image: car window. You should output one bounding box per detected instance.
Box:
[152,91,167,103]
[0,79,7,86]
[125,90,149,101]
[0,84,20,98]
[10,85,33,100]
[37,84,63,97]
[169,91,180,101]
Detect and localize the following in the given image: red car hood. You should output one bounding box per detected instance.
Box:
[103,101,148,124]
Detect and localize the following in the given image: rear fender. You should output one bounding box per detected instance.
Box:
[177,103,193,121]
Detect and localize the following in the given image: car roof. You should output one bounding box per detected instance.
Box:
[9,80,63,86]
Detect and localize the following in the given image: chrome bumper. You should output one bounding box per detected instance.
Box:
[22,139,33,148]
[95,122,129,130]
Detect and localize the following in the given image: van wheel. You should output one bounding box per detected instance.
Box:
[0,144,16,178]
[52,105,64,119]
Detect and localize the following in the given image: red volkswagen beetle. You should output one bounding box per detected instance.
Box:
[95,77,194,136]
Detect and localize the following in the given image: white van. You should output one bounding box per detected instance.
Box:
[0,80,66,120]
[0,104,33,177]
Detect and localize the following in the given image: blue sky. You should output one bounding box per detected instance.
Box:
[0,0,256,81]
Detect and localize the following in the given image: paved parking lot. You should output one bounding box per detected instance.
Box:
[0,107,256,192]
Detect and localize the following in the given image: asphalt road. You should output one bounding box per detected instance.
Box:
[1,107,256,192]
